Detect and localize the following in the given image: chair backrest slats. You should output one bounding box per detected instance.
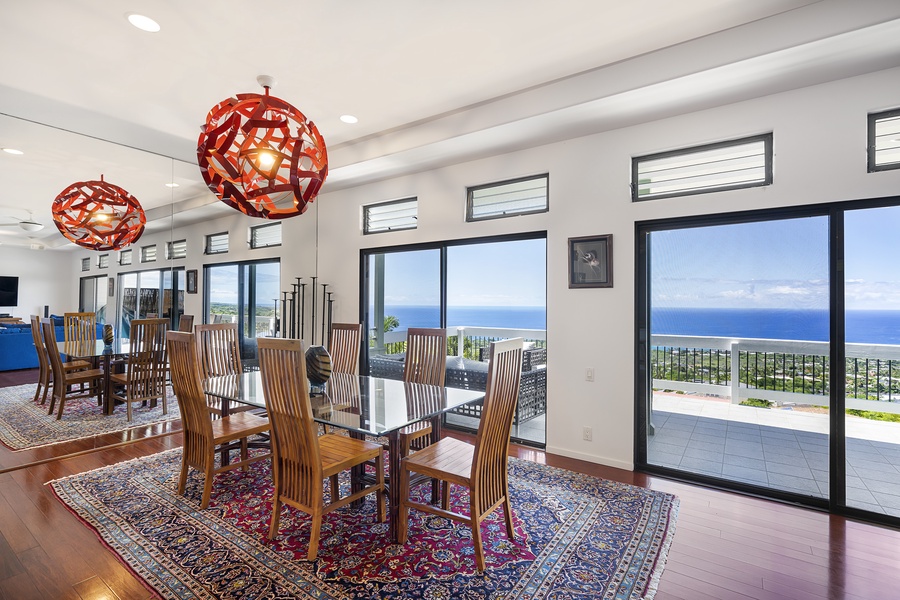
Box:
[195,323,242,379]
[167,331,215,466]
[472,338,524,509]
[403,328,447,387]
[63,312,96,344]
[329,322,362,375]
[41,318,67,397]
[30,315,49,377]
[178,314,194,333]
[258,337,323,508]
[127,318,168,399]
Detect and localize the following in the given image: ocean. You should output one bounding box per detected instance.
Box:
[382,305,546,330]
[652,307,900,345]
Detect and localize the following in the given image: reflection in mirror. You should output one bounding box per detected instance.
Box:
[0,114,211,467]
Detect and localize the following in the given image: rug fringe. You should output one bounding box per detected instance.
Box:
[642,497,680,600]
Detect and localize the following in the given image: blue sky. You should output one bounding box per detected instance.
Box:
[380,238,546,307]
[652,207,900,310]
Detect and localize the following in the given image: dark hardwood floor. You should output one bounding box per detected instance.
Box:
[1,370,898,599]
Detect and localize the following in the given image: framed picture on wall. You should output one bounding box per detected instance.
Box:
[568,234,613,288]
[186,269,198,294]
[108,278,115,297]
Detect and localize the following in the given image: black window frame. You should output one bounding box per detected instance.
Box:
[868,108,900,173]
[205,232,229,255]
[363,197,418,235]
[141,244,157,263]
[466,173,549,222]
[249,222,282,249]
[631,133,774,202]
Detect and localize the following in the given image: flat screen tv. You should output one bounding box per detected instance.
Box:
[0,276,19,307]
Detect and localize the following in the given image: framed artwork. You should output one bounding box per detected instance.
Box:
[107,277,115,297]
[568,234,613,288]
[186,269,198,294]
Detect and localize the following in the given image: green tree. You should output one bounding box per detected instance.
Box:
[384,315,400,332]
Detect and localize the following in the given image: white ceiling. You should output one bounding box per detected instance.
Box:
[1,0,900,249]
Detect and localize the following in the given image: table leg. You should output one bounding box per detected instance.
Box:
[103,354,113,415]
[429,416,441,504]
[387,431,401,543]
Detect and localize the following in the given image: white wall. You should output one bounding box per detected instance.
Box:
[59,65,900,471]
[314,66,900,470]
[0,245,73,317]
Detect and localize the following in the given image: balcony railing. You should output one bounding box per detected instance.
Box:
[375,326,547,359]
[651,334,900,415]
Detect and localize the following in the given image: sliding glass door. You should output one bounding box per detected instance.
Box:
[844,206,900,517]
[204,259,279,368]
[116,268,185,336]
[638,198,900,522]
[363,234,547,446]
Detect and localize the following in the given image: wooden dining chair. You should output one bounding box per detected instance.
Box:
[257,337,385,560]
[63,311,97,343]
[167,331,271,509]
[178,314,194,333]
[30,315,89,404]
[194,323,252,416]
[109,318,169,422]
[42,318,105,420]
[398,327,447,457]
[329,322,362,375]
[398,337,524,572]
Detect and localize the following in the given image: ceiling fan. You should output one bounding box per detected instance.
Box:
[0,211,44,232]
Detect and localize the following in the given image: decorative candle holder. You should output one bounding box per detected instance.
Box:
[102,324,114,347]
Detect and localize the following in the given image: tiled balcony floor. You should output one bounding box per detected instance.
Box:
[650,392,900,517]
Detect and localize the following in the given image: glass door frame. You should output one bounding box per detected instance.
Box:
[360,230,547,447]
[202,257,280,363]
[635,195,900,526]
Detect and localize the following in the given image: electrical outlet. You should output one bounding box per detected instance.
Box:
[583,426,593,441]
[585,368,594,382]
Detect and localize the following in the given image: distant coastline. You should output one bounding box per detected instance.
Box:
[652,307,900,344]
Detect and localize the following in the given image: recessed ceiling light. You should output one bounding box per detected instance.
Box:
[2,148,24,155]
[165,182,180,188]
[340,115,359,124]
[127,13,160,32]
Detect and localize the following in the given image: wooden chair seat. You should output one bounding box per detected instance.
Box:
[209,411,270,444]
[399,337,524,572]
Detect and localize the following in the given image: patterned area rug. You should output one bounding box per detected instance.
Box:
[51,449,678,599]
[0,383,179,450]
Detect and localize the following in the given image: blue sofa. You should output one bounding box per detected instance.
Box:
[0,320,103,372]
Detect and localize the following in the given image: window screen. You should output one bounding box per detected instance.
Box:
[119,249,132,265]
[250,223,282,248]
[81,258,90,272]
[363,198,418,234]
[632,133,773,201]
[141,245,157,263]
[205,232,229,254]
[467,175,548,221]
[166,239,187,259]
[868,108,900,172]
[97,254,109,269]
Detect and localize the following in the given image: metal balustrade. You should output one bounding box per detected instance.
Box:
[651,334,900,414]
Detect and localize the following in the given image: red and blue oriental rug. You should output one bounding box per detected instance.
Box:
[51,449,678,599]
[0,383,179,450]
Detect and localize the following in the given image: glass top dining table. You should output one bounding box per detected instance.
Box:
[202,370,485,542]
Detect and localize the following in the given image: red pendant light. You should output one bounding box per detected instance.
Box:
[52,175,146,251]
[197,75,328,219]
